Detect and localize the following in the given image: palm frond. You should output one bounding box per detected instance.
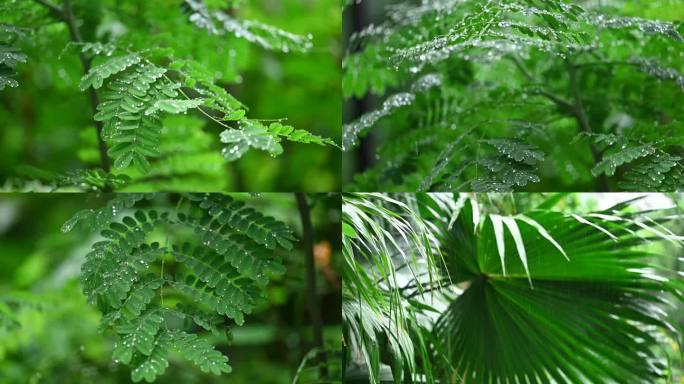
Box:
[343,193,684,384]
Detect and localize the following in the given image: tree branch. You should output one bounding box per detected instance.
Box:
[509,55,575,113]
[510,54,610,191]
[35,0,111,171]
[567,60,610,192]
[295,193,327,378]
[33,0,63,18]
[573,60,635,68]
[62,0,111,171]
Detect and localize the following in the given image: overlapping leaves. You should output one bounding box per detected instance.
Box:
[343,193,684,383]
[343,0,684,191]
[64,193,295,382]
[81,50,337,173]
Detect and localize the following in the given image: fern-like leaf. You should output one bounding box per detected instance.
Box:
[484,139,545,164]
[220,121,283,161]
[175,304,227,337]
[166,330,231,375]
[72,194,296,381]
[171,244,261,317]
[62,194,147,233]
[0,23,28,90]
[184,0,312,52]
[592,144,656,177]
[130,330,172,383]
[192,193,295,250]
[170,274,248,325]
[80,53,141,91]
[117,275,164,320]
[145,99,205,115]
[268,122,339,147]
[113,309,165,364]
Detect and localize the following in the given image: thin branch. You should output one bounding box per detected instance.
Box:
[175,82,232,129]
[295,193,327,379]
[35,0,111,171]
[567,59,610,192]
[32,0,63,18]
[573,60,635,68]
[510,54,610,191]
[509,55,575,113]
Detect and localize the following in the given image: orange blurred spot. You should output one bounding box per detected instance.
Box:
[314,240,331,267]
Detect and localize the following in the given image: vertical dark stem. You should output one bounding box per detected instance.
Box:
[295,192,327,378]
[567,60,610,192]
[34,0,110,171]
[61,0,111,171]
[349,1,373,174]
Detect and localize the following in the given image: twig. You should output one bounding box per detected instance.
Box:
[295,193,327,379]
[34,0,111,171]
[32,0,62,18]
[168,75,233,130]
[509,55,575,113]
[567,59,610,191]
[573,60,635,68]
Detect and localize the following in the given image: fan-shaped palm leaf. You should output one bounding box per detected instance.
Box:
[343,193,684,384]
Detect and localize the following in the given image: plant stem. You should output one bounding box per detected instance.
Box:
[33,0,62,16]
[34,0,111,171]
[295,193,327,378]
[509,56,574,113]
[567,60,610,191]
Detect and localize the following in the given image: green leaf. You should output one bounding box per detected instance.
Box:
[516,214,568,260]
[484,139,545,164]
[114,309,164,364]
[348,194,683,384]
[131,330,171,382]
[268,122,337,147]
[224,109,246,121]
[116,275,163,320]
[192,193,296,250]
[501,216,532,287]
[490,215,507,275]
[170,274,247,325]
[70,194,287,382]
[592,144,657,177]
[171,244,260,318]
[80,54,141,91]
[219,121,283,161]
[0,46,27,67]
[145,99,205,115]
[342,222,358,238]
[167,330,231,375]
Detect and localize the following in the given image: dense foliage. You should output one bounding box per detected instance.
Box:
[0,193,342,383]
[342,193,684,383]
[0,0,341,192]
[343,0,684,192]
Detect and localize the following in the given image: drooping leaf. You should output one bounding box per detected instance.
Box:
[219,121,283,161]
[80,54,141,91]
[145,99,205,115]
[592,144,656,177]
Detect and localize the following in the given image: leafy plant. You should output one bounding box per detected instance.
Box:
[0,18,27,90]
[343,0,684,192]
[0,0,337,191]
[342,193,684,383]
[62,193,296,382]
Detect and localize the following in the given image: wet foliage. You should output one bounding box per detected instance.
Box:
[0,193,343,383]
[0,0,341,192]
[343,0,684,192]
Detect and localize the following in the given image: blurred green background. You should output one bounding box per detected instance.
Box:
[0,0,341,192]
[0,193,342,383]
